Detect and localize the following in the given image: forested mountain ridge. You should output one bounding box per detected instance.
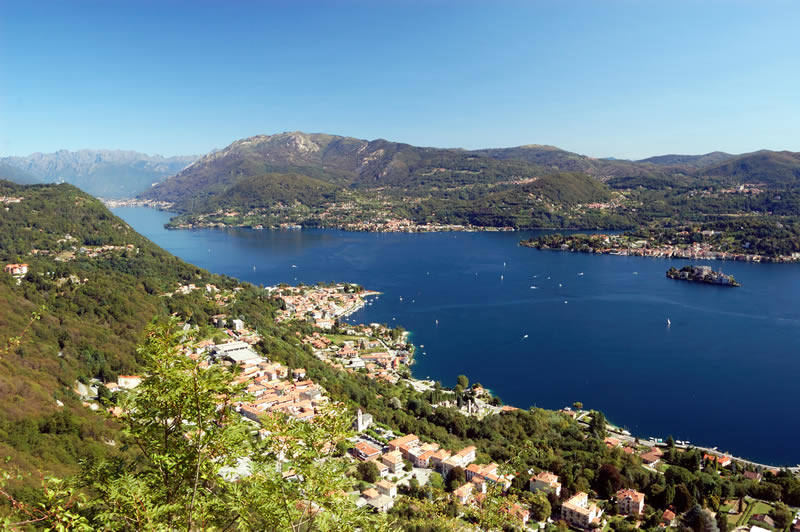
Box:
[1,149,198,198]
[139,132,800,234]
[637,151,735,168]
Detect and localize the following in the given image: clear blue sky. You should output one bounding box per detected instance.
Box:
[1,0,798,159]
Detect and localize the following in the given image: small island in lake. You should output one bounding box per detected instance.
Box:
[667,265,741,287]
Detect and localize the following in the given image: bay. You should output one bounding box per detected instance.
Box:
[113,206,800,466]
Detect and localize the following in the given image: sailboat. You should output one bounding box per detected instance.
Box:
[667,318,671,327]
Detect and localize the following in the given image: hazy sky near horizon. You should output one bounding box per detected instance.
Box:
[1,0,798,159]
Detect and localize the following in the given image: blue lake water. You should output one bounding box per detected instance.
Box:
[113,206,800,466]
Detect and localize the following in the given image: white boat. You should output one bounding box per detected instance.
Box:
[667,318,671,326]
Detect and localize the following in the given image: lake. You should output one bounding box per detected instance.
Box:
[113,206,800,466]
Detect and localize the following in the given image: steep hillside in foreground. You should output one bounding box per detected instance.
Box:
[0,181,280,478]
[2,150,198,198]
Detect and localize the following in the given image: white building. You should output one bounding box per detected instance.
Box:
[561,492,602,529]
[530,471,562,497]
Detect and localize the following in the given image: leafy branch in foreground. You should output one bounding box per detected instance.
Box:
[0,469,91,531]
[78,318,387,531]
[0,305,45,358]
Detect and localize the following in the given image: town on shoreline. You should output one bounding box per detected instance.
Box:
[521,233,800,264]
[58,272,800,529]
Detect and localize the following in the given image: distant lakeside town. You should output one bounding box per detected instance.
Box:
[521,233,800,263]
[103,198,516,233]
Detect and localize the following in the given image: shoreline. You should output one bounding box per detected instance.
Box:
[521,238,800,264]
[382,317,798,470]
[292,282,799,469]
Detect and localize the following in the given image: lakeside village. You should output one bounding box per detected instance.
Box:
[101,198,515,233]
[56,276,800,530]
[522,234,800,263]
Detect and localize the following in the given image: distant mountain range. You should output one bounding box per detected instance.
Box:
[5,135,798,216]
[1,150,198,198]
[0,161,40,185]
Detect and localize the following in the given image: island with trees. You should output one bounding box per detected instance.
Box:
[666,265,741,287]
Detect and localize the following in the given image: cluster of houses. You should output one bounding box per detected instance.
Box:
[570,234,799,263]
[26,243,139,262]
[340,217,512,233]
[87,313,331,426]
[303,326,411,384]
[350,430,521,515]
[271,284,374,329]
[193,338,329,424]
[0,195,22,204]
[527,470,646,529]
[157,281,240,309]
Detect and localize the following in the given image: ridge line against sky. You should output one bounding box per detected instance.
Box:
[1,0,799,159]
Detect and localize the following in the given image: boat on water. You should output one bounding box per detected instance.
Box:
[667,318,671,326]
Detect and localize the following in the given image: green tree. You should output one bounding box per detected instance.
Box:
[529,490,552,522]
[445,466,466,492]
[456,374,469,389]
[769,502,792,529]
[589,411,607,438]
[356,460,380,483]
[78,320,388,531]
